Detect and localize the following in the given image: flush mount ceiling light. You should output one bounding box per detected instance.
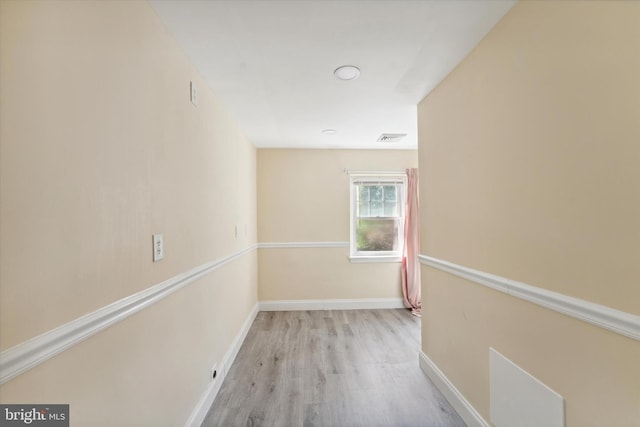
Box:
[321,129,337,135]
[334,65,360,81]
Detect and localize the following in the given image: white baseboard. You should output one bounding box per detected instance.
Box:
[185,302,259,427]
[418,351,490,427]
[222,303,259,377]
[184,370,225,427]
[258,298,405,311]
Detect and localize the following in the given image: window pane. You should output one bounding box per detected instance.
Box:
[369,185,383,201]
[384,203,398,217]
[383,185,396,202]
[370,201,383,217]
[358,201,369,217]
[359,186,369,202]
[356,218,398,252]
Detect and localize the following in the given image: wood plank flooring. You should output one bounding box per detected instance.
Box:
[201,309,466,427]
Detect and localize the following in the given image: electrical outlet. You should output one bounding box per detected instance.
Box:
[152,234,164,262]
[210,364,218,382]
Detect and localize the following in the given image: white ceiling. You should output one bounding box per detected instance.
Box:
[150,0,515,150]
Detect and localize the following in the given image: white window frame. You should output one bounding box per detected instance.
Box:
[349,172,407,263]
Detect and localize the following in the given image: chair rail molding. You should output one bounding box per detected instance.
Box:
[0,244,258,385]
[418,254,640,342]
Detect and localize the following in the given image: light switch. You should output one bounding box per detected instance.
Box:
[153,234,164,262]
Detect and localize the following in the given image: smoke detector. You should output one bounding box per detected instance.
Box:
[377,133,407,143]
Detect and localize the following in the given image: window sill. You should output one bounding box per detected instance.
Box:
[349,256,402,264]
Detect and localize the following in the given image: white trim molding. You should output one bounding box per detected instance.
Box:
[0,244,258,385]
[419,351,490,427]
[185,303,259,427]
[259,298,405,311]
[258,241,349,249]
[349,255,402,263]
[222,303,259,379]
[418,254,640,341]
[344,170,407,176]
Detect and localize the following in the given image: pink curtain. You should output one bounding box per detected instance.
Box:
[401,168,421,317]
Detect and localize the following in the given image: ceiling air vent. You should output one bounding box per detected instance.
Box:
[377,133,407,143]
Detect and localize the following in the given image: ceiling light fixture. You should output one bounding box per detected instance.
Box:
[334,65,360,81]
[321,129,337,135]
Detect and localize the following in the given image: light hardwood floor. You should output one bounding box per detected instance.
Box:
[202,309,466,427]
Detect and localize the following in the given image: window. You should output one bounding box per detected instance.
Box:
[349,173,406,262]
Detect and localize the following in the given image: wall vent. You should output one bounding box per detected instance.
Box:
[377,133,407,143]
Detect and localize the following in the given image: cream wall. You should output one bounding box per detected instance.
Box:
[0,0,257,425]
[418,1,640,426]
[257,149,417,301]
